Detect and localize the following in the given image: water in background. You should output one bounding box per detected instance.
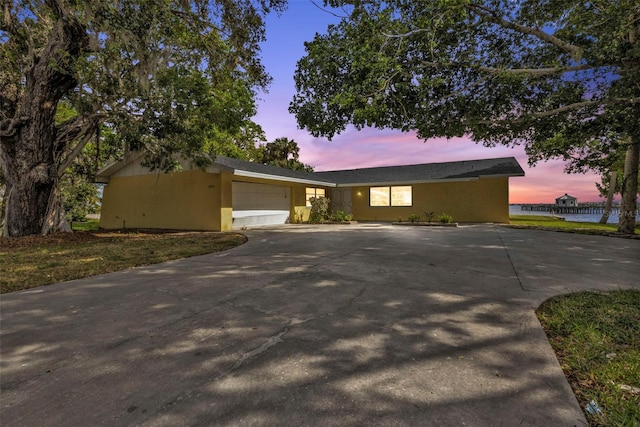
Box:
[509,205,639,224]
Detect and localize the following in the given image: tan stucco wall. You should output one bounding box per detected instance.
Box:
[220,172,233,231]
[100,170,223,230]
[344,177,510,223]
[100,168,508,230]
[291,185,312,222]
[100,170,332,231]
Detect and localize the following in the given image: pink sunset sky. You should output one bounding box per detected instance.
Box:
[254,1,605,204]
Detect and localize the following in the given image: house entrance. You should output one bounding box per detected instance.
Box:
[331,188,352,214]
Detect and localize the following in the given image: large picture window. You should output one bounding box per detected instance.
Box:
[306,187,326,207]
[370,186,412,206]
[369,187,390,206]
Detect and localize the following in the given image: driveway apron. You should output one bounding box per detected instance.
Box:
[1,224,638,426]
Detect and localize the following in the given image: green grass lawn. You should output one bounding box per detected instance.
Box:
[537,290,640,426]
[70,219,100,231]
[0,230,247,294]
[509,215,639,235]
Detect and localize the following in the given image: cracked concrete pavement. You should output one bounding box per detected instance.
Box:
[1,224,638,426]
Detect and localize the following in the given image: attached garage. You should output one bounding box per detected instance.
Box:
[97,154,524,231]
[231,181,291,228]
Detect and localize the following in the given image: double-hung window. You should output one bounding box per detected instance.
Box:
[306,187,326,207]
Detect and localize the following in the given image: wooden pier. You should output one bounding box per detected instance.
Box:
[519,203,617,214]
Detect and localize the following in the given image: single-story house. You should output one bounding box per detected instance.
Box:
[555,193,578,207]
[96,154,524,230]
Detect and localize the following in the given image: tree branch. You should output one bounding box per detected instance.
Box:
[466,96,640,126]
[54,114,104,175]
[477,63,593,76]
[464,100,602,126]
[417,60,593,77]
[467,4,584,61]
[532,100,600,118]
[2,0,10,29]
[57,127,96,177]
[310,0,350,19]
[382,28,430,39]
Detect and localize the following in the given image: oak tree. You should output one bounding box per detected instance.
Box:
[0,0,284,237]
[256,137,314,171]
[290,0,640,233]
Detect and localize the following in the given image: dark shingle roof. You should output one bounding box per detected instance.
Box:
[314,157,524,185]
[213,156,335,185]
[98,153,524,186]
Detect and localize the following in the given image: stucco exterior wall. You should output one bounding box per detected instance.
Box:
[100,170,222,230]
[220,172,233,230]
[99,165,509,230]
[291,185,312,223]
[100,169,333,231]
[344,177,510,223]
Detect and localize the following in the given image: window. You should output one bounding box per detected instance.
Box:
[370,187,390,206]
[370,186,412,207]
[306,187,326,206]
[391,186,412,206]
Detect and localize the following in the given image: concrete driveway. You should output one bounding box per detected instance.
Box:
[1,224,638,426]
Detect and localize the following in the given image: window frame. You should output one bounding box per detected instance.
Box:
[369,185,412,207]
[306,187,326,207]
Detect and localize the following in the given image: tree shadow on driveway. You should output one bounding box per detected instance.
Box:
[2,225,637,426]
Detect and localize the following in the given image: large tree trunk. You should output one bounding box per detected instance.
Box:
[1,131,58,237]
[0,10,87,237]
[618,140,639,234]
[599,171,617,224]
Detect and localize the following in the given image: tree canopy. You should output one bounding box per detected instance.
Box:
[256,137,314,171]
[0,0,284,237]
[290,0,640,232]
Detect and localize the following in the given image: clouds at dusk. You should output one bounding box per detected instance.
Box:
[254,2,605,204]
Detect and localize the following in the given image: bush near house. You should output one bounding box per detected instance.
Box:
[424,211,436,223]
[408,213,421,223]
[330,210,353,222]
[309,196,330,223]
[438,213,454,223]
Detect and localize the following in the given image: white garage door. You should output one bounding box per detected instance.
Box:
[232,182,291,228]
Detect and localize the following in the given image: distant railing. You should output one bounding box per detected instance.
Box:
[519,203,616,214]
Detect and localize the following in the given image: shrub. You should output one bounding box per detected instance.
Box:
[438,213,454,223]
[408,213,421,223]
[423,211,435,223]
[331,210,353,222]
[62,181,100,222]
[309,196,330,223]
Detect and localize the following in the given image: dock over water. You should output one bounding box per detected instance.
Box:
[519,204,616,214]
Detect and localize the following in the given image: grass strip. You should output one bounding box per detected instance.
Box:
[508,215,639,236]
[1,230,247,294]
[537,290,640,426]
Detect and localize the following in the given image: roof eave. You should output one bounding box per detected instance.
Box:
[332,171,524,187]
[334,177,480,187]
[232,170,336,187]
[478,172,526,178]
[95,152,146,182]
